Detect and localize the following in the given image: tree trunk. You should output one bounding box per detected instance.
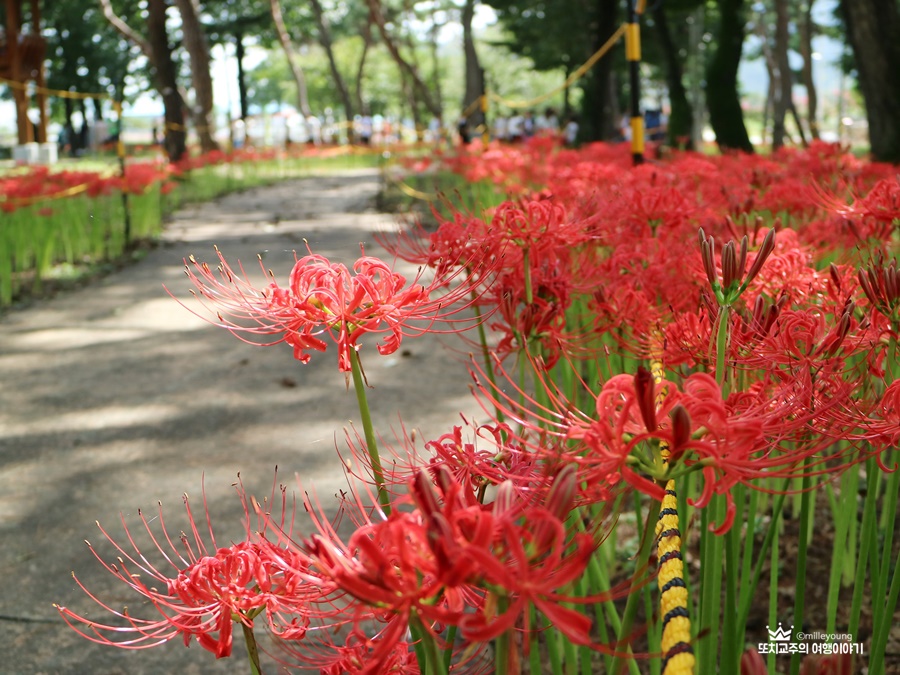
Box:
[270,0,312,117]
[706,0,754,152]
[63,97,76,156]
[762,73,773,147]
[799,1,819,140]
[839,0,900,162]
[756,6,777,146]
[771,0,792,150]
[99,0,186,161]
[235,30,249,121]
[580,0,619,142]
[365,0,442,122]
[461,0,485,133]
[173,0,219,153]
[355,18,373,115]
[653,1,694,149]
[429,15,444,117]
[310,0,354,130]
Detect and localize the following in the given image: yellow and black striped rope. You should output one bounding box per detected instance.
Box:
[650,355,695,675]
[487,23,626,110]
[0,75,110,100]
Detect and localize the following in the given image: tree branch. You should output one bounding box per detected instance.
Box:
[98,0,153,61]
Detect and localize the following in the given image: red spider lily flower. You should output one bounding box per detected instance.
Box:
[121,163,170,194]
[857,380,900,452]
[799,651,853,675]
[178,245,492,372]
[472,354,865,532]
[858,253,900,323]
[298,490,474,673]
[740,305,866,375]
[310,628,420,674]
[56,476,316,658]
[409,465,620,649]
[355,419,545,499]
[455,475,632,650]
[740,648,768,675]
[376,209,492,275]
[817,176,900,228]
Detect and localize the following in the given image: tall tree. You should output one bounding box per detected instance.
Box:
[99,0,187,161]
[270,0,312,116]
[354,15,374,114]
[205,0,272,122]
[651,0,695,149]
[706,0,754,152]
[310,0,355,127]
[798,0,819,140]
[582,0,620,141]
[461,0,485,134]
[45,2,134,153]
[365,0,443,121]
[771,0,792,149]
[485,0,620,141]
[839,0,900,162]
[173,0,219,152]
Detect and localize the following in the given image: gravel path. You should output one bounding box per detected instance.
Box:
[0,169,481,674]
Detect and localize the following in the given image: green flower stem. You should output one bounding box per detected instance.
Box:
[737,486,760,639]
[563,619,578,675]
[698,495,726,675]
[408,615,430,674]
[546,613,564,675]
[736,486,789,635]
[576,518,639,675]
[348,347,391,515]
[241,621,263,675]
[767,511,781,675]
[472,296,504,424]
[870,450,900,675]
[634,492,661,675]
[871,534,900,675]
[789,467,812,675]
[575,574,594,675]
[826,458,857,637]
[715,306,730,391]
[849,458,879,641]
[721,484,744,672]
[442,625,457,673]
[530,606,543,674]
[495,597,511,675]
[611,496,662,675]
[523,248,534,306]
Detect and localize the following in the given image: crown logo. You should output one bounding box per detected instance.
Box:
[767,623,793,642]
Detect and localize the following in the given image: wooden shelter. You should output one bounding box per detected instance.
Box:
[0,0,47,144]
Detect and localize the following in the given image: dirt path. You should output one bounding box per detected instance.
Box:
[0,170,481,674]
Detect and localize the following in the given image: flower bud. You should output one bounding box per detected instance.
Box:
[743,228,776,288]
[634,367,658,431]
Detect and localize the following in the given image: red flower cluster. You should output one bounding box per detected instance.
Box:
[180,245,492,372]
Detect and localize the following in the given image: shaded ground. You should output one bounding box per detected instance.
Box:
[0,170,481,674]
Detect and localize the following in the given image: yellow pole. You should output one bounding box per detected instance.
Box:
[626,1,644,165]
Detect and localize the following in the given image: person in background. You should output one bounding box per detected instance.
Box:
[543,107,560,134]
[508,112,524,142]
[564,114,579,147]
[457,116,471,144]
[523,110,535,138]
[493,115,508,142]
[359,114,373,145]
